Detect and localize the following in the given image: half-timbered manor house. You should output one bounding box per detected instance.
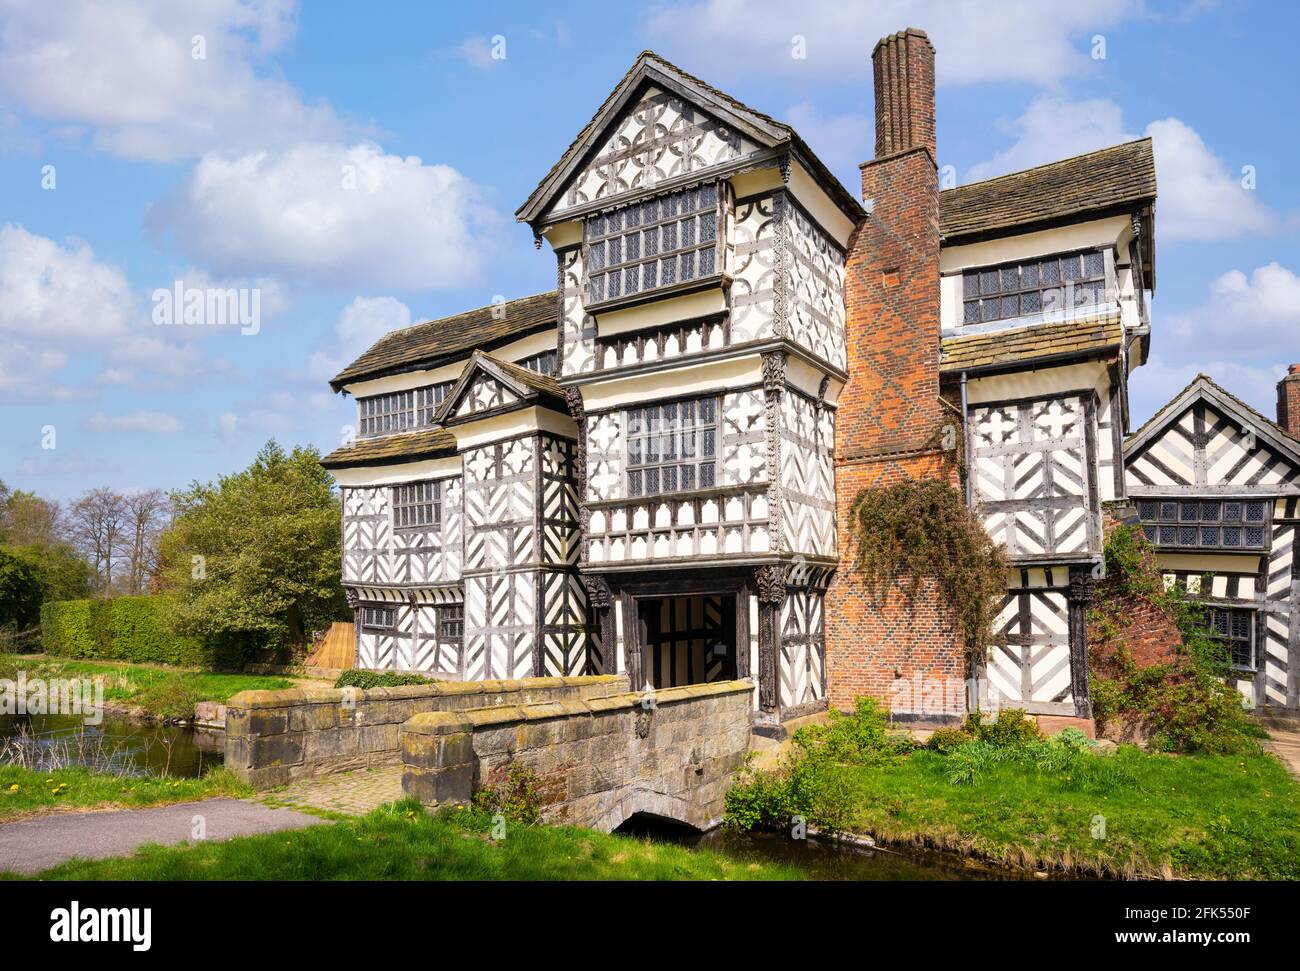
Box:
[321,27,1299,729]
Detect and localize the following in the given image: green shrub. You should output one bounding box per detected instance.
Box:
[39,597,207,667]
[966,707,1041,747]
[333,669,433,690]
[926,727,973,753]
[1089,525,1262,755]
[472,764,543,824]
[725,697,905,834]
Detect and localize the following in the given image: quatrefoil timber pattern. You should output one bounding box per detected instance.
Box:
[546,87,753,219]
[971,394,1098,559]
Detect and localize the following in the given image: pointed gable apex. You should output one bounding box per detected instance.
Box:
[1125,374,1300,495]
[435,350,566,426]
[516,51,860,226]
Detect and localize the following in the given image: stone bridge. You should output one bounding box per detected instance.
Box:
[224,674,753,832]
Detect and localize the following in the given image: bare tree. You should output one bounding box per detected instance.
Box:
[124,489,171,594]
[67,488,128,593]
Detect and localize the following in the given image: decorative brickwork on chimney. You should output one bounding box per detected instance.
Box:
[824,28,964,720]
[1278,364,1300,440]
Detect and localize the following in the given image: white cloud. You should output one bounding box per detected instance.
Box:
[1133,262,1300,421]
[85,410,184,434]
[643,0,1134,86]
[0,223,230,396]
[459,35,503,70]
[963,97,1277,242]
[0,0,342,161]
[1165,262,1300,351]
[150,142,492,290]
[308,296,412,383]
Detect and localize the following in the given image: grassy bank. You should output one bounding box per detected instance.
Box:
[0,654,296,720]
[727,703,1300,880]
[0,765,250,823]
[820,748,1297,879]
[7,800,806,881]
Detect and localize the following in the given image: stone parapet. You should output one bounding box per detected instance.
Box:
[224,674,628,788]
[400,680,755,832]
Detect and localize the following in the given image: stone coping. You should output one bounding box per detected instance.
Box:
[227,674,625,710]
[402,679,753,736]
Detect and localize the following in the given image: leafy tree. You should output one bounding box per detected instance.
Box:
[0,548,44,632]
[5,543,92,603]
[159,441,347,654]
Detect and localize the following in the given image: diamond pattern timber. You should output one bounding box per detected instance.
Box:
[780,392,835,558]
[785,201,847,371]
[972,394,1098,558]
[987,590,1072,710]
[1126,399,1300,495]
[779,588,826,708]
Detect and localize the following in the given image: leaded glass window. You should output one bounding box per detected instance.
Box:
[1136,498,1269,549]
[962,249,1108,325]
[1207,607,1255,669]
[518,349,557,375]
[585,184,722,307]
[438,605,464,640]
[361,606,395,629]
[625,397,718,498]
[358,382,453,437]
[392,480,442,531]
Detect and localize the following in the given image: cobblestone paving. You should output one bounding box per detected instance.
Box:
[270,766,405,817]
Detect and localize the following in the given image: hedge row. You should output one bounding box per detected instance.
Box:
[39,596,206,667]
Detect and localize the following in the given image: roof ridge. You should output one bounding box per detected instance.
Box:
[941,136,1154,195]
[386,289,556,338]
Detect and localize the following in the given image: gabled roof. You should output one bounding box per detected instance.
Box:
[940,137,1156,249]
[329,292,557,392]
[940,315,1124,376]
[1125,373,1300,467]
[434,350,566,427]
[515,50,864,226]
[319,427,458,470]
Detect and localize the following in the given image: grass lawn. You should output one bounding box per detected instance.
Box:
[0,654,297,719]
[0,764,250,822]
[5,800,806,881]
[795,748,1300,880]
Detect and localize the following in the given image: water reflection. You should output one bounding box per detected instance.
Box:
[0,713,223,778]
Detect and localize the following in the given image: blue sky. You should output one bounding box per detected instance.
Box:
[2,0,1297,501]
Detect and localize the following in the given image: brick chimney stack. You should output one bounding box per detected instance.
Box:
[826,28,960,716]
[1278,364,1300,439]
[872,28,937,162]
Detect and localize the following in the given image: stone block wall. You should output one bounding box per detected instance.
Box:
[225,675,627,788]
[400,680,753,832]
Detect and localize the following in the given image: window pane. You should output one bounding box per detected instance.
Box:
[1000,266,1019,290]
[963,273,979,298]
[1021,290,1041,314]
[1020,262,1039,288]
[963,300,980,324]
[1201,527,1219,546]
[1083,250,1105,278]
[1040,259,1060,284]
[1001,295,1019,318]
[980,269,999,294]
[1200,502,1220,522]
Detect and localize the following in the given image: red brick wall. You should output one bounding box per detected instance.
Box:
[825,29,964,716]
[1278,365,1300,440]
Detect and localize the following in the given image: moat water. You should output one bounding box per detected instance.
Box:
[0,713,223,778]
[616,814,1035,880]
